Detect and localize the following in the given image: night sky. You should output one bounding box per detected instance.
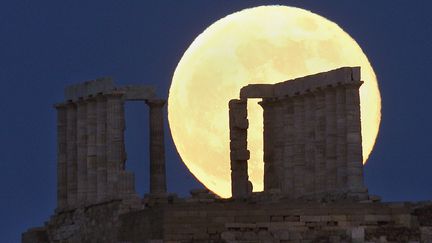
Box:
[1,1,431,242]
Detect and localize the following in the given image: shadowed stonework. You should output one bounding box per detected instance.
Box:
[22,70,432,243]
[230,67,367,201]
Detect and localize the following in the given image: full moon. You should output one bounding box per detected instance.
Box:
[168,6,381,198]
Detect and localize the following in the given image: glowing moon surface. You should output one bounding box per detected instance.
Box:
[168,6,381,198]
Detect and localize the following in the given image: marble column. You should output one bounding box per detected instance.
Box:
[86,98,97,203]
[55,104,68,210]
[106,92,125,199]
[324,87,337,192]
[146,99,167,195]
[259,98,278,192]
[335,85,347,189]
[313,88,326,195]
[281,97,294,196]
[65,102,77,207]
[293,95,305,197]
[345,81,366,195]
[76,99,88,205]
[96,95,108,202]
[229,99,250,198]
[303,91,316,195]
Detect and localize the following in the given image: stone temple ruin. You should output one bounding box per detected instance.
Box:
[23,68,432,243]
[53,78,169,212]
[229,67,367,201]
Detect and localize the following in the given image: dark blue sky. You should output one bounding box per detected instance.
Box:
[1,1,431,242]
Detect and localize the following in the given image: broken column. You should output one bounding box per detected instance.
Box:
[229,99,251,198]
[146,99,167,195]
[55,104,68,210]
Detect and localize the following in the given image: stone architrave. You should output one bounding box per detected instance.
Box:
[55,104,68,210]
[76,99,88,205]
[146,99,167,195]
[65,102,77,207]
[229,99,251,198]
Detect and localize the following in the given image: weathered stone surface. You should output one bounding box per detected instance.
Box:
[146,99,167,195]
[240,84,274,99]
[65,77,114,101]
[229,99,251,199]
[121,85,156,100]
[24,69,431,243]
[23,199,432,242]
[232,67,368,200]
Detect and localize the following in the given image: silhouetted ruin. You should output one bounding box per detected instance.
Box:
[23,69,432,243]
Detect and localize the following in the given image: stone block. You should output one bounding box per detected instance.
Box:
[350,226,365,243]
[65,78,114,100]
[230,149,250,161]
[240,84,274,99]
[121,85,156,100]
[300,215,322,222]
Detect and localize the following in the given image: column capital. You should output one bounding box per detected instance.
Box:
[145,99,166,107]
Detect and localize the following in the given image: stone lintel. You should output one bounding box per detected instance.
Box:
[274,67,361,97]
[239,67,361,99]
[65,77,114,101]
[120,85,156,101]
[240,84,274,99]
[64,77,156,101]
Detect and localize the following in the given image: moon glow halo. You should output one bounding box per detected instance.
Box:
[168,6,381,198]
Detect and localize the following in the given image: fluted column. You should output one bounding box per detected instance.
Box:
[96,95,108,201]
[229,99,250,198]
[146,99,167,195]
[76,99,88,205]
[260,98,285,193]
[55,104,68,210]
[345,82,366,195]
[303,91,315,195]
[281,97,294,196]
[335,85,347,189]
[65,102,77,207]
[86,98,97,203]
[106,92,125,199]
[325,87,337,192]
[293,95,305,197]
[313,88,326,194]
